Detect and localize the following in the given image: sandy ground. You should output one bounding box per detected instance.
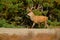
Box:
[0,28,56,35]
[0,28,60,40]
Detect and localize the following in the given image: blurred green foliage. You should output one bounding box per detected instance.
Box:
[33,9,42,16]
[0,0,60,28]
[0,19,25,28]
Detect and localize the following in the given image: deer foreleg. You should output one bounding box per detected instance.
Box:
[32,23,35,28]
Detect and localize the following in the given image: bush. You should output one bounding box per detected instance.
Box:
[48,20,60,26]
[33,9,42,16]
[0,19,25,28]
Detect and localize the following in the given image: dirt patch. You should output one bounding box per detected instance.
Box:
[0,28,60,40]
[0,33,57,40]
[31,33,56,40]
[0,34,26,40]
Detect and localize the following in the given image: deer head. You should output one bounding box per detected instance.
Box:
[27,7,35,17]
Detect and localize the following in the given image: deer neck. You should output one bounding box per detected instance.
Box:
[30,12,35,21]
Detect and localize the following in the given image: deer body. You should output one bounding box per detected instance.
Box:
[27,11,48,28]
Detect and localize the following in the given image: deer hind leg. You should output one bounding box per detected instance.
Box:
[38,23,41,28]
[45,21,49,28]
[32,23,35,28]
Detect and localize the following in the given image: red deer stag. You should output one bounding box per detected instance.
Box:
[27,8,49,28]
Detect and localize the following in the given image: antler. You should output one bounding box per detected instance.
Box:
[27,6,34,12]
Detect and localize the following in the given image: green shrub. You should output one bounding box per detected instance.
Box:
[48,20,60,26]
[33,9,42,16]
[0,19,25,28]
